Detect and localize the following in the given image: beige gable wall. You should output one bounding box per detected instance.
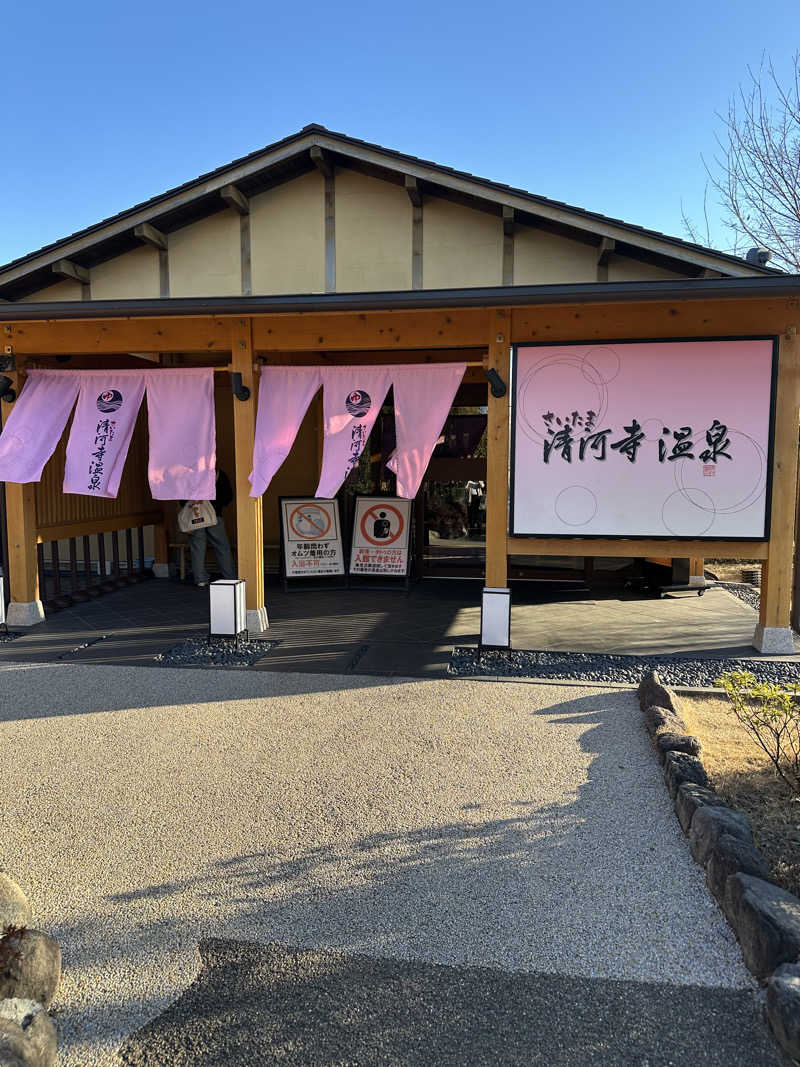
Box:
[250,171,325,295]
[335,170,412,291]
[168,210,241,297]
[514,228,597,283]
[608,257,684,281]
[423,199,503,288]
[21,279,83,302]
[90,244,160,299]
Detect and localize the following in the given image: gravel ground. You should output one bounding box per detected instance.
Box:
[154,636,274,668]
[450,646,800,687]
[719,581,761,612]
[0,662,753,1065]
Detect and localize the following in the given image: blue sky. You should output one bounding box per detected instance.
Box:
[1,0,797,266]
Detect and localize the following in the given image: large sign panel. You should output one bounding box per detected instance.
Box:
[280,498,345,577]
[350,497,412,576]
[511,339,775,539]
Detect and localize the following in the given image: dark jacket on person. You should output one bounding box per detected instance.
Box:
[181,470,233,512]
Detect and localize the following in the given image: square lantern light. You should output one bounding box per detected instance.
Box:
[209,579,247,640]
[480,587,511,650]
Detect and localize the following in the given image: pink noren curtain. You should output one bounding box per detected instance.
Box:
[388,363,466,498]
[249,366,321,497]
[147,368,216,500]
[315,367,391,498]
[64,372,146,497]
[0,370,80,483]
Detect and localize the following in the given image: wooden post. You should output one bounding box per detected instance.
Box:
[689,557,705,587]
[755,328,800,652]
[1,367,44,625]
[152,517,170,578]
[230,318,268,631]
[485,309,511,588]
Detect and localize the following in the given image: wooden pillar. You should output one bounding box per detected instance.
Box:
[1,367,44,625]
[755,328,800,652]
[152,517,169,578]
[485,308,511,589]
[689,557,705,587]
[230,318,268,631]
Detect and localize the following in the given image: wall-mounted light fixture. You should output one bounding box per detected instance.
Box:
[486,368,507,398]
[0,375,16,404]
[231,371,251,402]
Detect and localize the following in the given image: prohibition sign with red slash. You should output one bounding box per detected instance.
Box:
[360,503,405,546]
[289,503,332,540]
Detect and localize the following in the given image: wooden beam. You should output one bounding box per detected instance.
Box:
[596,237,615,282]
[485,309,511,587]
[759,328,800,632]
[230,318,267,630]
[502,207,514,286]
[405,176,422,208]
[133,223,168,251]
[52,259,89,285]
[36,511,164,542]
[220,184,249,215]
[310,146,333,178]
[507,537,769,559]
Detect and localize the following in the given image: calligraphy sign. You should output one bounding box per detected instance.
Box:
[510,338,776,539]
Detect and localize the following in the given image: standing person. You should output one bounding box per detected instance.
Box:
[184,469,237,587]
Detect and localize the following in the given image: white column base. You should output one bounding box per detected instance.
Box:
[152,563,170,579]
[689,575,707,588]
[7,601,45,627]
[246,606,269,634]
[752,623,796,654]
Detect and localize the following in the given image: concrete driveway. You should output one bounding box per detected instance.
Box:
[0,663,784,1065]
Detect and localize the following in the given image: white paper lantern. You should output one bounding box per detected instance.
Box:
[481,587,511,649]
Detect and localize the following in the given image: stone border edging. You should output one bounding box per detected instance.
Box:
[0,874,60,1067]
[638,670,800,1062]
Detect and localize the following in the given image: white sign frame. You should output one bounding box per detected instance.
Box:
[280,497,345,579]
[349,496,413,578]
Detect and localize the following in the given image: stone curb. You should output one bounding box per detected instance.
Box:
[638,669,800,1062]
[0,876,60,1067]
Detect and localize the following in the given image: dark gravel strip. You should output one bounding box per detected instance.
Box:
[155,636,274,668]
[449,646,800,687]
[719,581,761,612]
[0,631,21,643]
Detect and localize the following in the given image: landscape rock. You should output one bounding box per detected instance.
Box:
[0,878,30,931]
[0,998,57,1067]
[723,873,800,979]
[0,931,61,1009]
[766,963,800,1061]
[674,782,725,834]
[642,704,686,742]
[706,832,773,902]
[663,751,710,800]
[656,732,702,762]
[638,671,682,715]
[689,804,752,866]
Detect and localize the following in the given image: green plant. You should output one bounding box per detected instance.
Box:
[716,670,800,795]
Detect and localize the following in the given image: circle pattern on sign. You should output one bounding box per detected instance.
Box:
[97,389,123,413]
[360,503,404,546]
[554,485,598,527]
[661,487,716,536]
[289,504,331,540]
[517,346,622,446]
[345,390,371,418]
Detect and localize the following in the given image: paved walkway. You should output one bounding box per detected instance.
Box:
[0,575,791,677]
[0,663,784,1065]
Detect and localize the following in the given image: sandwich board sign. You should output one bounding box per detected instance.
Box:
[349,497,412,578]
[280,498,345,579]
